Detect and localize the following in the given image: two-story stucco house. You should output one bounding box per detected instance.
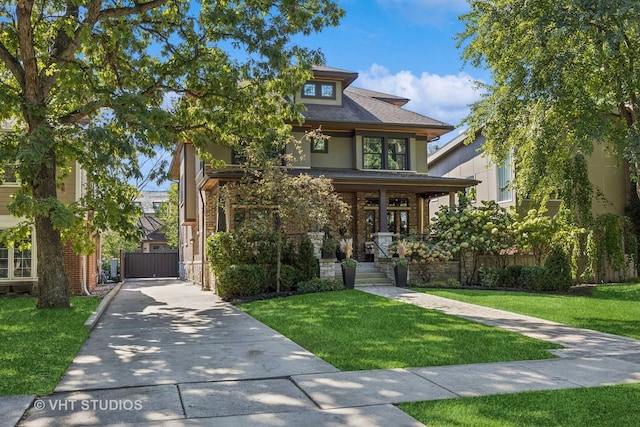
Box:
[170,65,478,288]
[428,129,629,217]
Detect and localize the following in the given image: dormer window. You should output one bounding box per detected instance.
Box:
[302,82,336,100]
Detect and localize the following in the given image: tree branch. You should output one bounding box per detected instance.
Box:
[0,40,25,90]
[16,0,39,104]
[98,0,169,21]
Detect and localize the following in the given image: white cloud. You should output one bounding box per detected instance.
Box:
[356,63,483,127]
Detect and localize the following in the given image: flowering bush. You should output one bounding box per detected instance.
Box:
[430,194,515,284]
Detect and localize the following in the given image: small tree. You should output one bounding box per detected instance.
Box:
[220,136,350,291]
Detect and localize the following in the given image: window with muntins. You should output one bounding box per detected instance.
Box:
[496,153,512,202]
[0,237,33,279]
[363,137,409,170]
[302,82,336,99]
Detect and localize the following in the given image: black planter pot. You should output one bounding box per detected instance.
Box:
[394,264,408,287]
[341,263,356,289]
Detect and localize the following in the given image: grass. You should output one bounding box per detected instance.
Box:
[419,284,640,339]
[400,383,640,427]
[0,296,101,395]
[239,290,560,371]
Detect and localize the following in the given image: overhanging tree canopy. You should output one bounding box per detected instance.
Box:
[0,0,343,307]
[458,0,640,220]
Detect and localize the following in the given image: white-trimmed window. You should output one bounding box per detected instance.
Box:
[0,236,34,280]
[496,152,512,202]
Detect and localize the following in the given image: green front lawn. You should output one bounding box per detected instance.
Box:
[420,284,640,339]
[401,383,640,427]
[0,296,100,395]
[239,290,559,371]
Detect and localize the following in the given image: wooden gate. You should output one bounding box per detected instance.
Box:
[123,251,178,278]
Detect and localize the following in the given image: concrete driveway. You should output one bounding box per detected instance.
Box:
[18,279,424,426]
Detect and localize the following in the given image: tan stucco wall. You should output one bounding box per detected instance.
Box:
[588,144,627,217]
[0,162,79,215]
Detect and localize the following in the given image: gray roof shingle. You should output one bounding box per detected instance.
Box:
[302,86,452,129]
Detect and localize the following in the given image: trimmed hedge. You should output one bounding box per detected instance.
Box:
[297,277,344,293]
[477,247,572,292]
[217,264,269,300]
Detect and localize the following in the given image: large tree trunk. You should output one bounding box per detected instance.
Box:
[33,150,70,309]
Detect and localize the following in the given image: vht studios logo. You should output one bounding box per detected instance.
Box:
[34,399,143,411]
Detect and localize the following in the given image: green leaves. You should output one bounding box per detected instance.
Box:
[459,0,640,206]
[0,0,343,251]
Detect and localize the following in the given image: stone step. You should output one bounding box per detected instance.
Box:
[333,262,393,286]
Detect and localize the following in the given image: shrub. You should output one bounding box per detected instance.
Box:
[297,277,344,293]
[479,265,524,288]
[278,264,301,292]
[544,245,572,291]
[504,265,524,288]
[518,266,548,291]
[207,232,238,276]
[296,236,319,281]
[478,267,504,287]
[217,264,268,300]
[412,278,460,288]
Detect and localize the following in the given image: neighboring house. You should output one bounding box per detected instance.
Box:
[428,129,628,217]
[135,191,171,253]
[170,65,478,287]
[0,125,100,294]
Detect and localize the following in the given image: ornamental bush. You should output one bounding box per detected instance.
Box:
[295,236,319,281]
[430,193,515,284]
[544,246,572,291]
[217,264,269,300]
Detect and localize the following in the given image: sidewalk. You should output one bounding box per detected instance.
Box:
[11,281,640,426]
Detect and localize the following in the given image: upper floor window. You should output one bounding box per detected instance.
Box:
[363,137,409,170]
[2,164,18,185]
[302,82,336,100]
[311,137,328,153]
[496,152,512,202]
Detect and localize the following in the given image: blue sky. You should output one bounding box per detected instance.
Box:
[294,0,488,137]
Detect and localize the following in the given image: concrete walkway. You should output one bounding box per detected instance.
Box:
[12,281,640,426]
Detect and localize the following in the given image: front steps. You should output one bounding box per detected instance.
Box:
[334,262,393,286]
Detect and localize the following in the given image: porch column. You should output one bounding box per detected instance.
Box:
[379,188,388,233]
[418,197,425,234]
[449,192,456,207]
